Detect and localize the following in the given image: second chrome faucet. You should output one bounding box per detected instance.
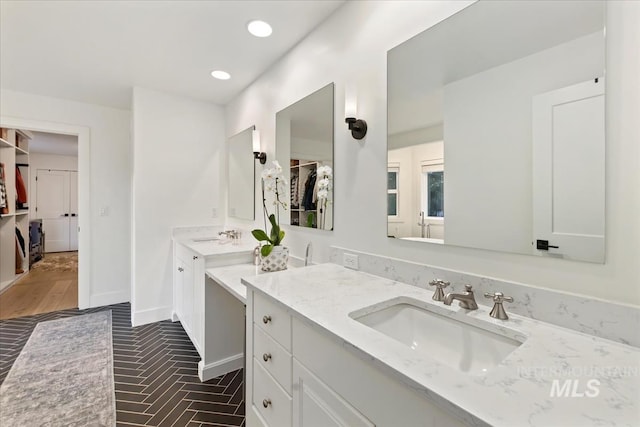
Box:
[443,284,478,310]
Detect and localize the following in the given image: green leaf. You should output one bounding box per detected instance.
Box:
[270,224,279,243]
[252,229,270,242]
[261,244,273,257]
[268,214,278,228]
[278,230,285,244]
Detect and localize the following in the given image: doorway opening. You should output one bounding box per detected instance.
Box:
[0,131,80,319]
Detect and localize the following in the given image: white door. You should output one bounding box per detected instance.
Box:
[37,169,70,252]
[69,171,78,251]
[532,79,605,263]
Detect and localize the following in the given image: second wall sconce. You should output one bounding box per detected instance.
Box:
[345,117,367,140]
[252,129,267,164]
[345,91,367,140]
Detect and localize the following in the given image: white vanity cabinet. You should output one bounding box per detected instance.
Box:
[172,240,252,382]
[246,290,465,427]
[173,243,204,354]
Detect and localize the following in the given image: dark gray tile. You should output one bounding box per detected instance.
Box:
[0,303,245,427]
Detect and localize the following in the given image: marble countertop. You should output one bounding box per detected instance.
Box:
[173,235,257,257]
[241,263,640,427]
[205,263,300,304]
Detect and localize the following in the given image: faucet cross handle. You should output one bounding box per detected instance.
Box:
[429,279,450,302]
[484,292,514,320]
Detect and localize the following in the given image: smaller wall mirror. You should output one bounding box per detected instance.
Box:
[276,83,334,230]
[227,126,255,220]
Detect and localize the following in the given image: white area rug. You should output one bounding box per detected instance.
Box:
[0,311,116,426]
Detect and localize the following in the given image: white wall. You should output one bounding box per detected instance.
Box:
[131,87,225,326]
[443,31,604,255]
[0,89,131,307]
[29,152,78,218]
[226,1,640,306]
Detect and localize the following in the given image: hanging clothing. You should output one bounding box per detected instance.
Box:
[15,226,26,258]
[0,162,8,214]
[302,170,317,211]
[16,166,27,205]
[290,174,299,208]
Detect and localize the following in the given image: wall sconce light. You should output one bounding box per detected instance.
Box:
[345,117,367,140]
[345,93,367,140]
[252,129,267,164]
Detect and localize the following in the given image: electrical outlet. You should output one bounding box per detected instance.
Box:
[99,206,109,217]
[211,208,218,218]
[343,253,359,270]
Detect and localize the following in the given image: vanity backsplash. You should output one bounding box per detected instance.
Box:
[329,246,639,347]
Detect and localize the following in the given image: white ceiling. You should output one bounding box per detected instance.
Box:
[30,131,78,157]
[0,0,344,109]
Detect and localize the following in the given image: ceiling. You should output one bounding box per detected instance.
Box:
[30,131,78,156]
[0,0,344,110]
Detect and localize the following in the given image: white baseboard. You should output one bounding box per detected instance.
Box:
[132,305,172,327]
[171,311,179,322]
[90,290,129,308]
[198,353,244,382]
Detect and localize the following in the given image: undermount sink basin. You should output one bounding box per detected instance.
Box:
[351,301,522,375]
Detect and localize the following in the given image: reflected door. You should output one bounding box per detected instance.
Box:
[532,79,605,262]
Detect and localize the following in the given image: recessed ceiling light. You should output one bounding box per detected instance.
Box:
[247,20,272,38]
[211,70,231,80]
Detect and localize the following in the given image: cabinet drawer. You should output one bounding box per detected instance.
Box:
[254,293,291,351]
[253,358,292,427]
[254,325,292,394]
[176,243,196,264]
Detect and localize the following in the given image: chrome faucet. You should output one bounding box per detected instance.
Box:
[305,242,313,266]
[219,229,240,239]
[444,284,478,310]
[484,292,514,320]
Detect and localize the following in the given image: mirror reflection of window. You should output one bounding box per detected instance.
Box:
[387,167,399,218]
[421,165,444,218]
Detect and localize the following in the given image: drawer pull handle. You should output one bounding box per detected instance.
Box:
[263,353,272,362]
[262,315,272,324]
[262,398,271,408]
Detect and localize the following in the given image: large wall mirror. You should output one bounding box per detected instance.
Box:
[387,0,605,263]
[227,126,255,220]
[276,83,334,230]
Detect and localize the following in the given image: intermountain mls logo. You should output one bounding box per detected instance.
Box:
[518,365,638,398]
[550,379,600,398]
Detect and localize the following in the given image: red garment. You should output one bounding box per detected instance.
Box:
[16,167,27,204]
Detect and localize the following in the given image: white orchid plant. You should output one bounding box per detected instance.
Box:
[252,161,288,257]
[316,165,333,229]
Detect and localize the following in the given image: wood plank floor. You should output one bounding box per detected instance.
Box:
[0,257,78,320]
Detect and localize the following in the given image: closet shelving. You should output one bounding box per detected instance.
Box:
[290,159,332,229]
[0,127,32,293]
[290,159,316,227]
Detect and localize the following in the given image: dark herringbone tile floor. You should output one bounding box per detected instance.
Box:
[0,303,245,427]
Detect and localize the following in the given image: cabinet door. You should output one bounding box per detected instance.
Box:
[182,259,195,338]
[293,359,375,427]
[174,259,185,321]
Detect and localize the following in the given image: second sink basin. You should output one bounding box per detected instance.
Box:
[351,300,522,375]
